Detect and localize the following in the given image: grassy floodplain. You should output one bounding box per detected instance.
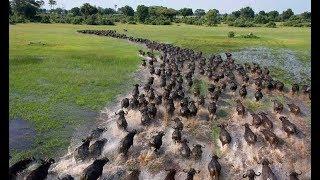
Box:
[9,23,310,163]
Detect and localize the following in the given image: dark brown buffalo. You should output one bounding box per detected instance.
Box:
[149,131,165,152]
[118,130,137,156]
[250,112,262,128]
[9,157,35,180]
[218,124,231,146]
[74,137,92,161]
[208,154,221,180]
[164,169,177,180]
[180,139,191,158]
[172,127,182,143]
[258,112,273,129]
[291,84,299,94]
[255,88,263,101]
[287,103,301,115]
[121,98,130,108]
[183,168,200,180]
[236,99,245,116]
[272,100,283,114]
[26,158,55,180]
[80,158,109,180]
[288,171,302,180]
[115,110,128,130]
[242,169,261,180]
[59,175,74,180]
[260,129,279,147]
[258,159,277,180]
[89,138,107,159]
[279,116,298,137]
[243,123,257,145]
[230,81,237,92]
[192,144,204,160]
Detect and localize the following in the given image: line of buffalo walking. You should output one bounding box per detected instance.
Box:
[9,29,310,180]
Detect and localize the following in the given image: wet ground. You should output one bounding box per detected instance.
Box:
[12,42,311,179]
[9,118,36,151]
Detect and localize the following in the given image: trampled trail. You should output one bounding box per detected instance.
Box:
[14,30,311,180]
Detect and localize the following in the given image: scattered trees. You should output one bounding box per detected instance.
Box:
[206,9,220,26]
[281,8,294,21]
[80,3,98,17]
[9,2,310,28]
[136,5,149,23]
[194,9,205,17]
[118,5,134,16]
[179,8,193,17]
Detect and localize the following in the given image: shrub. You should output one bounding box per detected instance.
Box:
[266,21,276,28]
[97,16,115,25]
[228,31,235,38]
[71,16,83,24]
[10,14,28,24]
[145,16,171,25]
[229,18,255,27]
[40,15,51,23]
[85,15,98,25]
[240,32,259,38]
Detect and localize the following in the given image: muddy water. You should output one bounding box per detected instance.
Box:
[43,50,311,180]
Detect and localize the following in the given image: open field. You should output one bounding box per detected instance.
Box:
[9,23,310,164]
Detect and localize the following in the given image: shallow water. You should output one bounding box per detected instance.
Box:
[46,51,310,180]
[9,118,36,151]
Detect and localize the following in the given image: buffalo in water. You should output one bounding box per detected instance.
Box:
[80,157,109,180]
[26,158,55,180]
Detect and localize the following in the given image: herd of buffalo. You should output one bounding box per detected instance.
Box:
[9,29,311,180]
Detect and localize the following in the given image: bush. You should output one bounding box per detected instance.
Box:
[97,16,115,25]
[85,15,98,25]
[40,15,51,23]
[10,14,28,24]
[228,31,235,38]
[71,16,84,24]
[229,18,255,27]
[283,19,310,27]
[266,21,276,28]
[145,16,171,25]
[240,32,259,38]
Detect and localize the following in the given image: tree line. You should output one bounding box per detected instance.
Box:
[9,0,311,27]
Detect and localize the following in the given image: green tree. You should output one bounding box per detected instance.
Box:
[231,10,241,18]
[254,14,269,24]
[118,5,134,16]
[104,8,116,15]
[136,5,149,23]
[179,8,193,17]
[36,0,44,8]
[159,8,177,20]
[194,9,205,17]
[282,8,294,21]
[11,0,40,20]
[80,3,98,17]
[267,10,279,21]
[9,1,13,16]
[239,6,254,19]
[258,10,266,16]
[48,0,56,10]
[206,9,220,26]
[70,7,81,16]
[300,11,311,21]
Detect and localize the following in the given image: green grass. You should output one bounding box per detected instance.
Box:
[9,23,310,163]
[9,23,142,163]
